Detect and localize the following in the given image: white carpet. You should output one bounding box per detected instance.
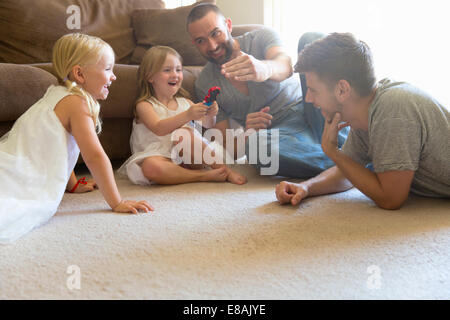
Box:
[0,164,449,299]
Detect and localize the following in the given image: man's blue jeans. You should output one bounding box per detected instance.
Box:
[245,32,349,178]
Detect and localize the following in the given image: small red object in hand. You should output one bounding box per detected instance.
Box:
[203,86,221,106]
[69,177,87,193]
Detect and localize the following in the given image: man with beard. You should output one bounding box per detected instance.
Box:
[187,3,348,178]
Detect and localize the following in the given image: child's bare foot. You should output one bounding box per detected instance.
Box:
[225,168,247,185]
[201,167,228,182]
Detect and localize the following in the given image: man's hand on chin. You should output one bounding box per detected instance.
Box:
[321,112,350,158]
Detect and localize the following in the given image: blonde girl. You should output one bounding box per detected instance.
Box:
[0,33,153,244]
[118,46,246,185]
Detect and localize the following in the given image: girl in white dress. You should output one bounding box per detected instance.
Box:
[0,33,153,244]
[118,46,247,185]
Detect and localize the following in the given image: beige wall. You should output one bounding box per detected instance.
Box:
[215,0,265,25]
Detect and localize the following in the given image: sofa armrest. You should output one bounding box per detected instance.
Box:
[0,63,57,122]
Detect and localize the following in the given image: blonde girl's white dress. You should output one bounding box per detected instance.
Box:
[118,96,199,185]
[0,85,80,244]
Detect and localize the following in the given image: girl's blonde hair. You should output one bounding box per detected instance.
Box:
[136,46,189,115]
[52,33,114,133]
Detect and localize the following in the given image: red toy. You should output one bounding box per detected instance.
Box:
[203,86,221,106]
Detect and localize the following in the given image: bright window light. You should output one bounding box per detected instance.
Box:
[268,0,450,108]
[164,0,195,9]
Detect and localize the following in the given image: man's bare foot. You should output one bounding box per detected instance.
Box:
[225,168,247,185]
[200,167,228,182]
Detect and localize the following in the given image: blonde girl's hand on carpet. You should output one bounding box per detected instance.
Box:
[113,200,155,214]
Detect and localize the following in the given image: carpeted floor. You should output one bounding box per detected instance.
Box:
[0,164,449,299]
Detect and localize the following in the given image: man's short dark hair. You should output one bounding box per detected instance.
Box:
[295,33,377,97]
[186,3,224,29]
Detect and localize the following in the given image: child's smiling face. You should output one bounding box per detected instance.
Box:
[81,48,116,100]
[149,53,183,98]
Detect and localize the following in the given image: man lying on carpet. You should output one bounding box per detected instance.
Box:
[275,32,450,210]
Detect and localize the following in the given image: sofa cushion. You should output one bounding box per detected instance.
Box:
[0,0,165,64]
[131,0,215,66]
[31,63,204,118]
[0,64,58,122]
[99,65,204,118]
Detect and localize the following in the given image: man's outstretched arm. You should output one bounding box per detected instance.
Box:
[221,46,293,83]
[276,165,353,206]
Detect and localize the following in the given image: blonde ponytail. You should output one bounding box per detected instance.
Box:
[62,79,102,134]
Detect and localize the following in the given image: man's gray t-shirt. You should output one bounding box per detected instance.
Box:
[342,78,450,198]
[195,27,302,127]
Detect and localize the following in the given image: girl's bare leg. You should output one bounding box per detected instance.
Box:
[141,156,227,185]
[174,128,247,185]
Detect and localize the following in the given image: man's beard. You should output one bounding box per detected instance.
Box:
[205,37,234,65]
